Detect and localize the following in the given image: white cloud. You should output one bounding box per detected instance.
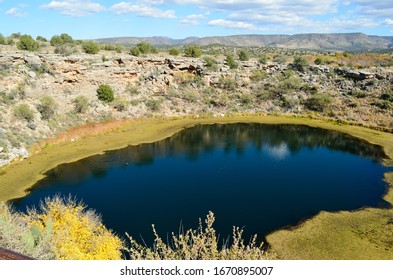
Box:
[6,7,27,17]
[208,19,256,30]
[110,2,176,18]
[180,14,205,25]
[42,0,105,17]
[354,0,393,18]
[382,19,393,25]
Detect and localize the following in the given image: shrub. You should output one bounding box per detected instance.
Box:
[27,196,123,260]
[168,47,180,56]
[145,99,162,112]
[113,98,128,112]
[291,56,309,72]
[36,96,57,120]
[54,44,77,56]
[14,104,35,122]
[129,47,141,56]
[72,96,89,113]
[60,33,73,44]
[258,54,268,64]
[82,41,100,54]
[50,35,63,46]
[238,50,250,61]
[226,54,238,69]
[305,93,332,112]
[97,84,115,102]
[6,38,14,45]
[202,56,218,71]
[184,45,202,58]
[16,35,39,51]
[136,42,156,54]
[314,57,324,65]
[126,212,266,260]
[250,70,268,82]
[0,202,54,260]
[218,77,236,90]
[36,36,47,42]
[380,91,393,102]
[0,34,5,45]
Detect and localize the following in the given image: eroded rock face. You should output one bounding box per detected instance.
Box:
[0,48,392,167]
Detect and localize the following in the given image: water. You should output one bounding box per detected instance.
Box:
[12,124,391,244]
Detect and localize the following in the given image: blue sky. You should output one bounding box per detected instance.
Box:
[0,0,393,39]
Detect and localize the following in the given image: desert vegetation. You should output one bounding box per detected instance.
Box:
[0,198,267,260]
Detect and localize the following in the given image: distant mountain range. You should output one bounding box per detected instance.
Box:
[95,33,393,51]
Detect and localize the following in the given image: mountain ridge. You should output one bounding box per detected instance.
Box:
[95,33,393,51]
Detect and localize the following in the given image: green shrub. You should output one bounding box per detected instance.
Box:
[11,32,21,39]
[314,57,323,65]
[184,45,202,58]
[291,56,309,72]
[202,56,218,71]
[82,41,100,54]
[218,77,236,90]
[380,91,393,102]
[145,99,162,112]
[36,96,57,120]
[50,35,63,46]
[238,50,250,61]
[16,35,39,51]
[250,70,268,81]
[273,55,287,64]
[129,47,141,56]
[60,33,73,44]
[97,84,115,102]
[0,34,5,45]
[305,93,332,112]
[14,104,35,122]
[72,96,89,113]
[136,42,156,54]
[169,47,180,56]
[226,54,238,69]
[6,38,14,45]
[258,54,268,64]
[36,36,47,42]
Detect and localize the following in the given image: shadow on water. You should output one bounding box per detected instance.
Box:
[12,124,391,245]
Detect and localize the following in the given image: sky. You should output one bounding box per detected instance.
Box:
[0,0,393,39]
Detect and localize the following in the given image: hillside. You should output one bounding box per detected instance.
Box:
[95,33,393,51]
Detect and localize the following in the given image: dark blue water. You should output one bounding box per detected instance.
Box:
[12,124,391,244]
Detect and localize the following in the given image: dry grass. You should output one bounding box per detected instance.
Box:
[126,212,268,260]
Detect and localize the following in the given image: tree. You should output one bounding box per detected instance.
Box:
[97,84,114,102]
[82,41,100,54]
[36,96,57,120]
[16,35,39,51]
[184,45,202,58]
[60,33,73,44]
[238,50,250,61]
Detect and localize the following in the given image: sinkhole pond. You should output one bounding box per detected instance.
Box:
[12,123,391,244]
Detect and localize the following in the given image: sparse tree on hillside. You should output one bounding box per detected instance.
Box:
[16,35,39,51]
[82,41,100,54]
[184,45,202,58]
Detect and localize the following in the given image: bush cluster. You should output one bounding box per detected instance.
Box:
[16,35,39,51]
[97,84,115,102]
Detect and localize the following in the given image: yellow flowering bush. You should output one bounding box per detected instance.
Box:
[27,196,123,260]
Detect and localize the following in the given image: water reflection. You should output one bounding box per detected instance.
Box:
[40,124,386,185]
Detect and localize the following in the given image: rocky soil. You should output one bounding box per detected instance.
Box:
[1,45,393,167]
